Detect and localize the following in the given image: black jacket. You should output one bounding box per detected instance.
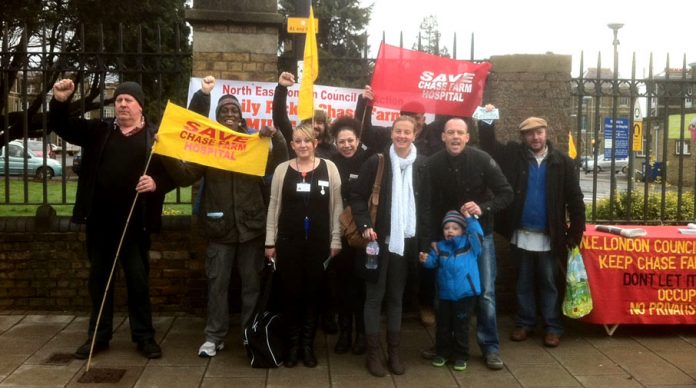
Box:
[427,146,513,240]
[48,98,176,232]
[349,152,431,253]
[478,121,586,259]
[330,146,373,204]
[162,90,288,243]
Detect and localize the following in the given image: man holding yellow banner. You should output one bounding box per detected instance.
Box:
[159,76,288,358]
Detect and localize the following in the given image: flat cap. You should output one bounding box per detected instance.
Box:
[518,117,548,132]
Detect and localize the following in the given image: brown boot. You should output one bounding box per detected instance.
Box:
[387,331,405,375]
[365,334,386,377]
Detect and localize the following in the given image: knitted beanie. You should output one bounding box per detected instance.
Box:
[216,94,242,117]
[441,210,467,229]
[114,81,145,109]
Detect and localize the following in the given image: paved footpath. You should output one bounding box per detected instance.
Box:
[0,312,695,387]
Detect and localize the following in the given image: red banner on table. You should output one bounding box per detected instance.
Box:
[580,225,696,325]
[370,43,492,117]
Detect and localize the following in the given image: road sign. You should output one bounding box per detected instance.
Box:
[632,122,643,152]
[604,117,629,159]
[287,17,319,34]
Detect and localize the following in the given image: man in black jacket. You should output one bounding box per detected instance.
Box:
[479,114,585,348]
[426,117,513,370]
[50,79,176,360]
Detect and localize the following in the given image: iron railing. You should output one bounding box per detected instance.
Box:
[1,23,191,212]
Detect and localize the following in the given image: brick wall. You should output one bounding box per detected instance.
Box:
[0,214,522,314]
[0,216,215,313]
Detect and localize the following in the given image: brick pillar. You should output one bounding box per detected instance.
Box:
[186,1,284,81]
[482,54,572,147]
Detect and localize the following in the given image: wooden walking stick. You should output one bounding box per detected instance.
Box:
[85,146,157,371]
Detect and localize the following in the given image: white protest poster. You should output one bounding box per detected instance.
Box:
[187,78,421,131]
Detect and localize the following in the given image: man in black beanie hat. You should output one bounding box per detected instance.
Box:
[114,81,145,110]
[163,75,287,358]
[50,79,177,360]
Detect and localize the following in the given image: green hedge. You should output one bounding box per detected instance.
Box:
[591,191,695,221]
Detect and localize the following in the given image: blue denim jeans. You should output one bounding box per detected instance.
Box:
[476,234,500,355]
[511,245,563,336]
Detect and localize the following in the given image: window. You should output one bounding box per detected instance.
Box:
[103,106,115,118]
[8,144,23,158]
[675,140,691,156]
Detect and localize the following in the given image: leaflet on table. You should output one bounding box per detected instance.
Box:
[595,225,647,238]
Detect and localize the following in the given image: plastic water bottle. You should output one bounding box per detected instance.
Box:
[365,241,379,269]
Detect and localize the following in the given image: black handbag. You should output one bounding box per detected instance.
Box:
[242,262,284,368]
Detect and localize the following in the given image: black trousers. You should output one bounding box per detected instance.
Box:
[86,223,155,343]
[331,242,365,333]
[435,296,475,360]
[275,235,328,346]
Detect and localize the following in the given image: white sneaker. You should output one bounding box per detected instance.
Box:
[198,341,224,357]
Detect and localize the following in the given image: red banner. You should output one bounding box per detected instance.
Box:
[580,225,696,324]
[370,43,492,117]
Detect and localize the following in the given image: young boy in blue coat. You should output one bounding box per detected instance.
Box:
[419,210,483,371]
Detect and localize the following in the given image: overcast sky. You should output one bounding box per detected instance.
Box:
[360,0,694,78]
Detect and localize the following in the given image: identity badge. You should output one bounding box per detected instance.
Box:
[318,180,329,195]
[297,182,311,192]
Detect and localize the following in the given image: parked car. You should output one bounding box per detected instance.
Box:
[26,139,58,159]
[582,155,629,174]
[0,141,63,179]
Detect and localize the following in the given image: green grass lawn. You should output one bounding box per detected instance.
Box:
[0,178,192,216]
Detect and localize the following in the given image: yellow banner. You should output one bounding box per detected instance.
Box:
[153,101,270,176]
[298,6,318,121]
[569,132,577,159]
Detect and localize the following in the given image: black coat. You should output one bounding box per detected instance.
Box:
[161,90,288,243]
[479,122,586,259]
[349,151,431,253]
[330,146,373,203]
[427,146,513,240]
[48,98,176,232]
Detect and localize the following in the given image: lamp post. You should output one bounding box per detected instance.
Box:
[607,23,623,79]
[607,23,623,218]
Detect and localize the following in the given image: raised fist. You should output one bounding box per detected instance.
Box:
[258,125,277,138]
[52,79,75,103]
[201,75,215,95]
[363,85,374,100]
[278,72,295,87]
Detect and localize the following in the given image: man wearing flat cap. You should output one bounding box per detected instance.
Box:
[479,111,585,349]
[50,79,177,360]
[163,75,287,358]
